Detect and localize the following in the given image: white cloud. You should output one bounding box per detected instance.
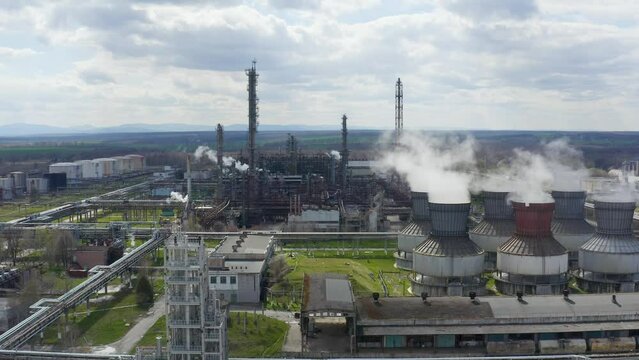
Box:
[0,0,638,130]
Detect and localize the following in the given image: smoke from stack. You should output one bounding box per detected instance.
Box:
[327,150,341,161]
[168,191,188,203]
[377,133,475,203]
[543,138,589,192]
[193,145,249,172]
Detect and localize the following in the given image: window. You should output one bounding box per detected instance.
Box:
[220,276,227,284]
[210,276,217,284]
[230,276,236,284]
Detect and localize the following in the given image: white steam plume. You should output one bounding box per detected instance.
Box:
[543,138,589,191]
[328,150,341,160]
[505,149,554,203]
[168,191,188,203]
[193,145,249,172]
[376,132,475,203]
[594,171,639,202]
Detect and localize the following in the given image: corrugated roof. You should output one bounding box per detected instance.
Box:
[581,233,639,254]
[551,219,594,235]
[400,221,431,236]
[498,234,566,256]
[470,219,515,237]
[414,235,484,257]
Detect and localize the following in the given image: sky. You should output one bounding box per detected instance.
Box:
[0,0,638,131]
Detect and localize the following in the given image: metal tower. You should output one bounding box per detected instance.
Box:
[165,229,227,360]
[340,114,348,190]
[287,133,298,175]
[216,124,224,200]
[395,77,403,142]
[245,60,259,171]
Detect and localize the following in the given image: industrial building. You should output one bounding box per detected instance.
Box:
[576,200,639,293]
[469,191,515,270]
[495,202,569,295]
[551,191,594,268]
[50,154,145,180]
[410,202,485,297]
[207,234,275,304]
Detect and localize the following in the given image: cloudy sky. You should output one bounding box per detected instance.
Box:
[0,0,638,131]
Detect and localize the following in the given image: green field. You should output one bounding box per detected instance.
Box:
[134,313,289,357]
[268,251,409,310]
[281,239,397,249]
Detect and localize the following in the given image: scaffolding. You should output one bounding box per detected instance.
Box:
[165,229,227,360]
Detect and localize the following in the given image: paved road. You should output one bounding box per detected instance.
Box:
[105,295,166,354]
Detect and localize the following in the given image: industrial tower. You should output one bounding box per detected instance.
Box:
[340,114,348,190]
[216,124,224,200]
[165,229,227,360]
[395,78,403,142]
[246,60,259,171]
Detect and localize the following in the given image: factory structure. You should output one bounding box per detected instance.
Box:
[49,154,145,180]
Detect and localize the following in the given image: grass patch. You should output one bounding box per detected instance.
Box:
[131,315,166,352]
[282,239,397,249]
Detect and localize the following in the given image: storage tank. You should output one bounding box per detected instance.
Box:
[125,154,145,171]
[9,172,26,193]
[577,201,639,293]
[49,162,81,180]
[74,160,94,179]
[496,202,568,295]
[410,202,484,297]
[469,191,515,270]
[394,192,431,270]
[551,191,594,268]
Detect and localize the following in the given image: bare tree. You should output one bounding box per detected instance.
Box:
[268,255,290,286]
[1,228,22,266]
[53,230,75,270]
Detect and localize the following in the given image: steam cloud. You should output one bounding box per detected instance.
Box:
[327,150,341,160]
[543,138,589,192]
[168,191,188,203]
[594,170,639,202]
[193,145,249,172]
[376,133,476,203]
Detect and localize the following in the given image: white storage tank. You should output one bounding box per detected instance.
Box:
[125,154,145,171]
[49,162,81,180]
[91,158,117,177]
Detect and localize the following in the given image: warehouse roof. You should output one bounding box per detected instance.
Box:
[302,273,355,315]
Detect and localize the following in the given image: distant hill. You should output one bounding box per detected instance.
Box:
[0,122,373,137]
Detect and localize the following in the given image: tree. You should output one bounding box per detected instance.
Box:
[1,227,22,266]
[268,255,290,286]
[136,275,154,308]
[52,230,75,269]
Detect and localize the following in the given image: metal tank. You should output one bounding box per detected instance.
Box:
[469,191,515,270]
[577,201,639,293]
[410,202,485,297]
[496,202,569,295]
[551,191,594,268]
[394,192,431,270]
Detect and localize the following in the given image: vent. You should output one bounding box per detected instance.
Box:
[411,191,430,221]
[552,191,586,220]
[429,202,469,237]
[483,191,513,219]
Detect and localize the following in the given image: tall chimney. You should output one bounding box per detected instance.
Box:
[216,123,224,200]
[186,154,192,198]
[245,60,259,171]
[340,114,348,190]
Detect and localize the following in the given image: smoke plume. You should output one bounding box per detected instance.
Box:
[542,138,589,191]
[169,191,188,203]
[376,133,475,203]
[504,149,554,203]
[327,150,341,160]
[193,145,249,172]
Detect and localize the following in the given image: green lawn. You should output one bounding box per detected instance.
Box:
[41,283,158,347]
[282,239,397,249]
[134,313,288,357]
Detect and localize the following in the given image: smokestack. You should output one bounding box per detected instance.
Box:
[552,191,586,219]
[246,60,259,171]
[329,156,336,186]
[216,124,224,200]
[340,114,348,190]
[395,78,403,143]
[186,154,192,198]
